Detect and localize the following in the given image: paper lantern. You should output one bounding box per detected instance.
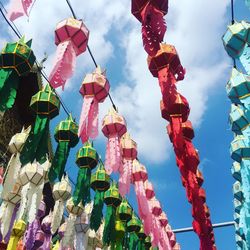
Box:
[102,108,127,175]
[149,198,162,217]
[233,181,244,201]
[79,66,110,143]
[144,180,155,199]
[127,214,141,233]
[118,199,132,222]
[20,84,60,165]
[137,226,147,240]
[51,175,71,234]
[232,162,242,182]
[144,236,152,249]
[49,114,79,182]
[0,37,35,114]
[49,18,89,89]
[119,132,137,196]
[231,135,250,162]
[158,212,168,227]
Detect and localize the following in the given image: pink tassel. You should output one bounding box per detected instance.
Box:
[159,230,172,250]
[118,159,132,197]
[87,98,99,139]
[105,134,122,175]
[49,40,77,90]
[151,216,161,247]
[7,0,34,21]
[78,96,93,143]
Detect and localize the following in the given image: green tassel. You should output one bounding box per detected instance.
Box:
[129,232,139,250]
[138,240,146,250]
[48,141,70,182]
[103,206,116,246]
[73,167,91,206]
[0,69,19,112]
[20,115,49,165]
[90,190,104,232]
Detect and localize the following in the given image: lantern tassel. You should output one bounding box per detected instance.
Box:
[0,69,19,113]
[51,200,65,235]
[103,206,116,245]
[73,167,91,206]
[90,190,104,232]
[24,217,39,250]
[20,116,49,165]
[118,159,132,197]
[49,40,77,90]
[171,116,184,152]
[129,233,138,249]
[87,97,99,139]
[76,231,88,250]
[151,216,161,247]
[48,141,70,182]
[105,134,122,175]
[61,214,76,249]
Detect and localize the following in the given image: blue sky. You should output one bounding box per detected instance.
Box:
[1,0,250,249]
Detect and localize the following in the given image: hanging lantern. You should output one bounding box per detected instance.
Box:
[119,132,137,196]
[78,66,110,143]
[90,162,110,232]
[158,212,168,228]
[0,37,35,115]
[149,198,162,217]
[131,0,168,56]
[51,175,71,234]
[144,236,152,249]
[127,214,141,233]
[222,21,250,74]
[73,141,98,206]
[102,108,127,175]
[114,216,126,249]
[144,180,155,199]
[49,114,79,182]
[1,127,31,201]
[232,162,241,182]
[6,219,26,250]
[117,199,132,223]
[103,182,122,245]
[0,182,21,241]
[132,160,152,235]
[62,198,84,249]
[20,84,60,165]
[24,201,46,250]
[49,18,89,89]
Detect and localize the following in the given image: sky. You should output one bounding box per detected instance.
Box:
[0,0,249,249]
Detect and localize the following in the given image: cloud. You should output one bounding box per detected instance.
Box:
[1,0,230,164]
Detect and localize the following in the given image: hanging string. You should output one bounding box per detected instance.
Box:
[230,0,237,68]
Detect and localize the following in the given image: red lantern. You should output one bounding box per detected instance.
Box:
[102,108,127,175]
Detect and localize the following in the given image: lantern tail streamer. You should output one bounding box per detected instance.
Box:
[51,200,64,234]
[73,167,91,206]
[129,233,138,249]
[151,216,161,247]
[87,97,99,139]
[49,40,77,90]
[90,190,104,232]
[0,202,15,240]
[239,45,250,75]
[20,115,49,165]
[103,206,116,245]
[171,116,184,151]
[105,134,122,174]
[17,183,30,221]
[61,214,76,249]
[75,231,87,250]
[24,218,39,250]
[118,159,132,197]
[48,141,70,182]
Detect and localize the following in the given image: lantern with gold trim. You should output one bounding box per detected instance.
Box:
[113,215,126,249]
[73,141,98,206]
[127,214,140,249]
[103,182,122,246]
[20,84,60,165]
[118,199,132,222]
[144,236,152,250]
[0,37,35,116]
[90,162,110,232]
[49,114,79,182]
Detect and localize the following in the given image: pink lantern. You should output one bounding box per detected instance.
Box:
[119,133,138,196]
[149,198,162,217]
[102,108,127,175]
[165,225,177,248]
[78,66,110,143]
[144,180,155,199]
[49,18,89,90]
[158,212,168,227]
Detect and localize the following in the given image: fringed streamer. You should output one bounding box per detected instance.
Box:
[239,45,250,75]
[151,216,161,247]
[20,116,49,165]
[61,214,76,249]
[103,206,116,245]
[159,230,172,250]
[76,231,88,250]
[134,181,152,235]
[0,69,19,113]
[105,134,122,175]
[141,4,166,56]
[183,139,199,174]
[7,0,34,21]
[138,240,146,250]
[171,117,184,152]
[24,217,39,250]
[48,141,70,182]
[17,184,30,221]
[1,154,21,200]
[118,159,132,197]
[73,167,91,206]
[90,190,104,232]
[49,40,77,90]
[51,200,64,234]
[129,233,139,249]
[78,96,98,144]
[43,232,52,250]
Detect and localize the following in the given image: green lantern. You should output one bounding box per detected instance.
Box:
[137,226,147,250]
[112,217,126,249]
[73,141,98,206]
[90,162,110,232]
[103,182,122,246]
[144,236,152,250]
[118,199,132,222]
[20,84,60,165]
[127,214,141,233]
[48,114,79,182]
[0,37,36,114]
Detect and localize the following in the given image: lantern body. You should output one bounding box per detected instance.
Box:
[1,39,35,75]
[118,200,132,222]
[7,182,21,204]
[30,84,60,119]
[230,135,250,162]
[127,215,141,233]
[91,167,110,191]
[53,176,71,201]
[80,66,110,102]
[132,160,148,182]
[159,212,168,227]
[66,198,84,216]
[55,18,89,56]
[75,212,90,233]
[8,128,30,154]
[121,133,137,159]
[76,142,98,170]
[232,162,242,182]
[150,199,162,216]
[104,183,121,207]
[144,180,155,199]
[137,226,147,240]
[233,181,244,201]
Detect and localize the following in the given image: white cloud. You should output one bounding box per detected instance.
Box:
[2,0,230,164]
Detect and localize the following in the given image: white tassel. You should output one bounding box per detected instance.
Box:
[76,230,89,250]
[17,184,29,220]
[62,214,76,248]
[51,200,64,235]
